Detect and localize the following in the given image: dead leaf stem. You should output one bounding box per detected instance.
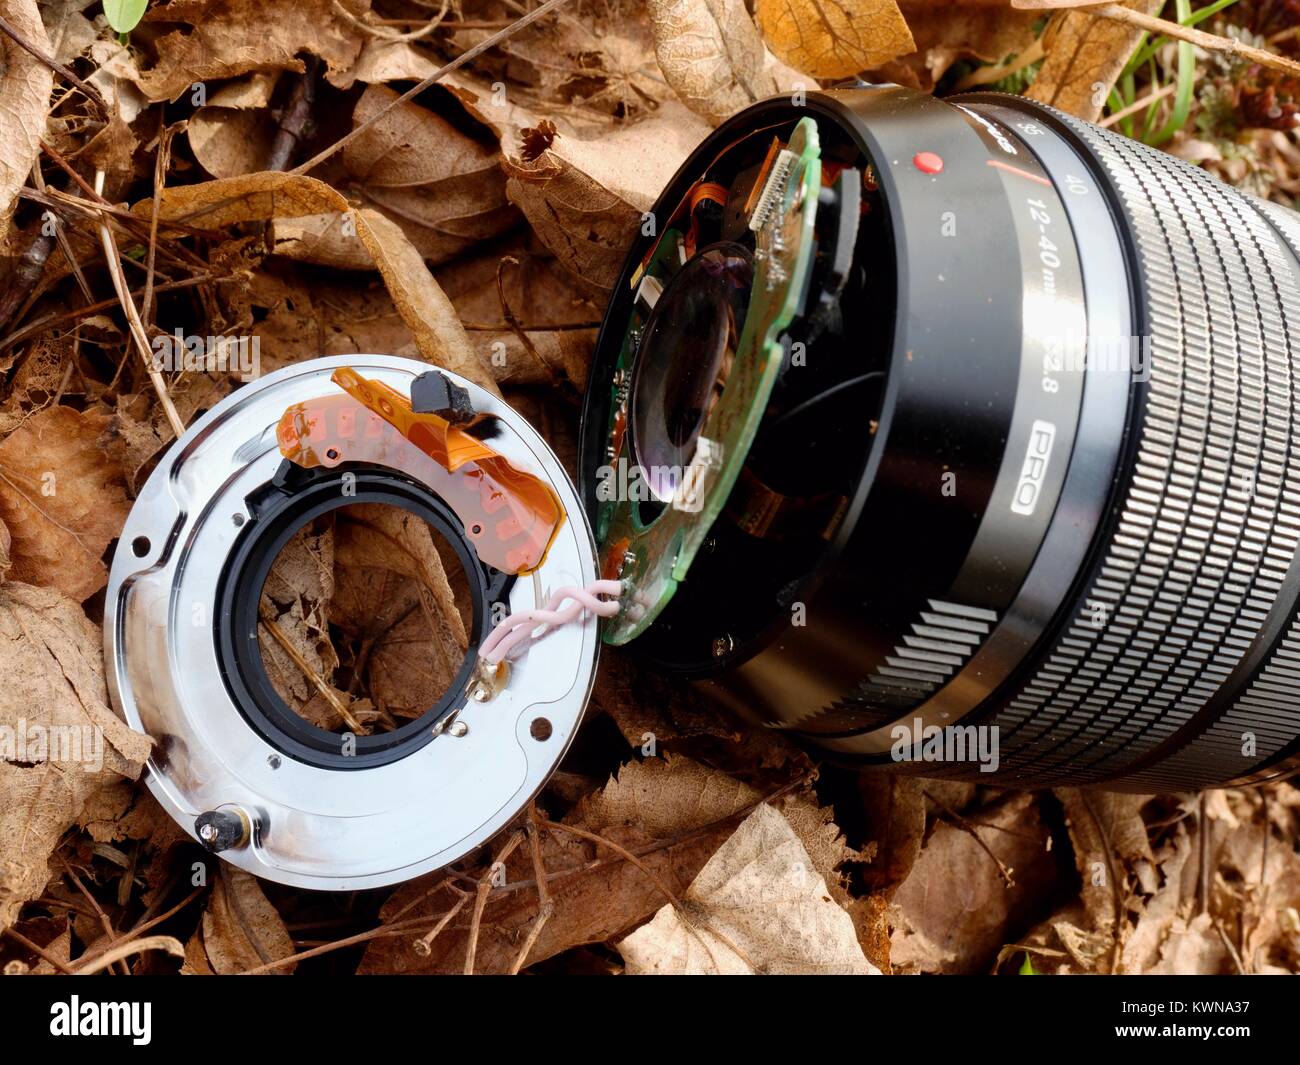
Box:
[258,615,364,732]
[924,790,1016,889]
[70,934,184,975]
[509,804,555,974]
[464,829,526,974]
[2,925,75,974]
[331,0,449,41]
[92,168,186,441]
[1090,2,1300,80]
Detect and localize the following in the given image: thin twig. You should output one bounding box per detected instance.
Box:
[290,0,574,176]
[924,790,1016,888]
[142,119,178,327]
[0,12,107,114]
[1,925,75,974]
[69,934,184,975]
[92,169,186,440]
[258,616,363,732]
[509,804,555,974]
[954,37,1045,92]
[61,858,127,975]
[1100,81,1177,128]
[331,0,449,41]
[266,57,321,172]
[75,885,205,969]
[542,819,683,908]
[31,163,93,303]
[412,889,469,957]
[239,914,441,974]
[1091,2,1300,80]
[464,830,526,974]
[0,273,213,354]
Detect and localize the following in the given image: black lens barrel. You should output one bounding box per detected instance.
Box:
[581,85,1300,790]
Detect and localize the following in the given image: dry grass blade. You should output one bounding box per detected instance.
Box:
[70,934,185,975]
[91,169,185,439]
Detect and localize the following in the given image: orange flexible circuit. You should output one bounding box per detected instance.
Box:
[276,368,564,575]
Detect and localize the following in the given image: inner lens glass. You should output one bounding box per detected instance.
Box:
[630,242,753,504]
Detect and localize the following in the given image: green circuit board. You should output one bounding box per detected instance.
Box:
[596,116,823,645]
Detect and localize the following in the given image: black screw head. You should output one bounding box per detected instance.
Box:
[195,809,250,853]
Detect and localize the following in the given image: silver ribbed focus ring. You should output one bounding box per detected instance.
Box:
[985,119,1300,788]
[1127,197,1300,789]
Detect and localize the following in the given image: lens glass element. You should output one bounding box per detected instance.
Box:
[630,242,753,504]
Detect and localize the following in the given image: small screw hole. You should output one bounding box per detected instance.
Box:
[530,717,552,742]
[232,513,245,527]
[470,523,483,536]
[325,447,340,462]
[131,536,151,557]
[267,754,281,769]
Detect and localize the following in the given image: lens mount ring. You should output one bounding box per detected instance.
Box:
[215,463,493,771]
[105,355,601,890]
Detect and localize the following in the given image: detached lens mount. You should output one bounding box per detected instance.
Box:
[107,356,602,890]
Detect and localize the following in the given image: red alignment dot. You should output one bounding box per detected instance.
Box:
[913,151,944,175]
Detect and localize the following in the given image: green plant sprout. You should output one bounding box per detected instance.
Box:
[1106,0,1242,145]
[104,0,148,45]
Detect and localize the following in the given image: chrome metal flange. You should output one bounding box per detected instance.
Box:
[105,355,600,890]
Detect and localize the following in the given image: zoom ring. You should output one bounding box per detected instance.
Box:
[984,117,1300,788]
[1127,198,1300,789]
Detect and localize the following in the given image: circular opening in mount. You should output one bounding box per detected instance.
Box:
[530,717,553,741]
[131,535,151,557]
[256,501,475,737]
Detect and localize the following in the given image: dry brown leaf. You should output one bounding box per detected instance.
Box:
[858,774,927,895]
[192,867,297,975]
[328,503,470,720]
[188,72,282,179]
[84,38,148,125]
[342,85,517,265]
[38,0,98,66]
[274,86,520,268]
[259,522,338,712]
[0,333,75,439]
[138,171,497,391]
[889,791,1056,974]
[128,0,362,102]
[573,751,762,834]
[358,754,764,974]
[0,405,131,601]
[0,0,53,244]
[1027,0,1162,121]
[441,72,712,291]
[755,0,915,79]
[647,0,805,124]
[436,241,599,390]
[1056,788,1155,933]
[0,582,151,931]
[876,1,1041,92]
[333,36,438,89]
[618,803,879,974]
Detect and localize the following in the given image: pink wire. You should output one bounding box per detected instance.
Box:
[480,580,623,665]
